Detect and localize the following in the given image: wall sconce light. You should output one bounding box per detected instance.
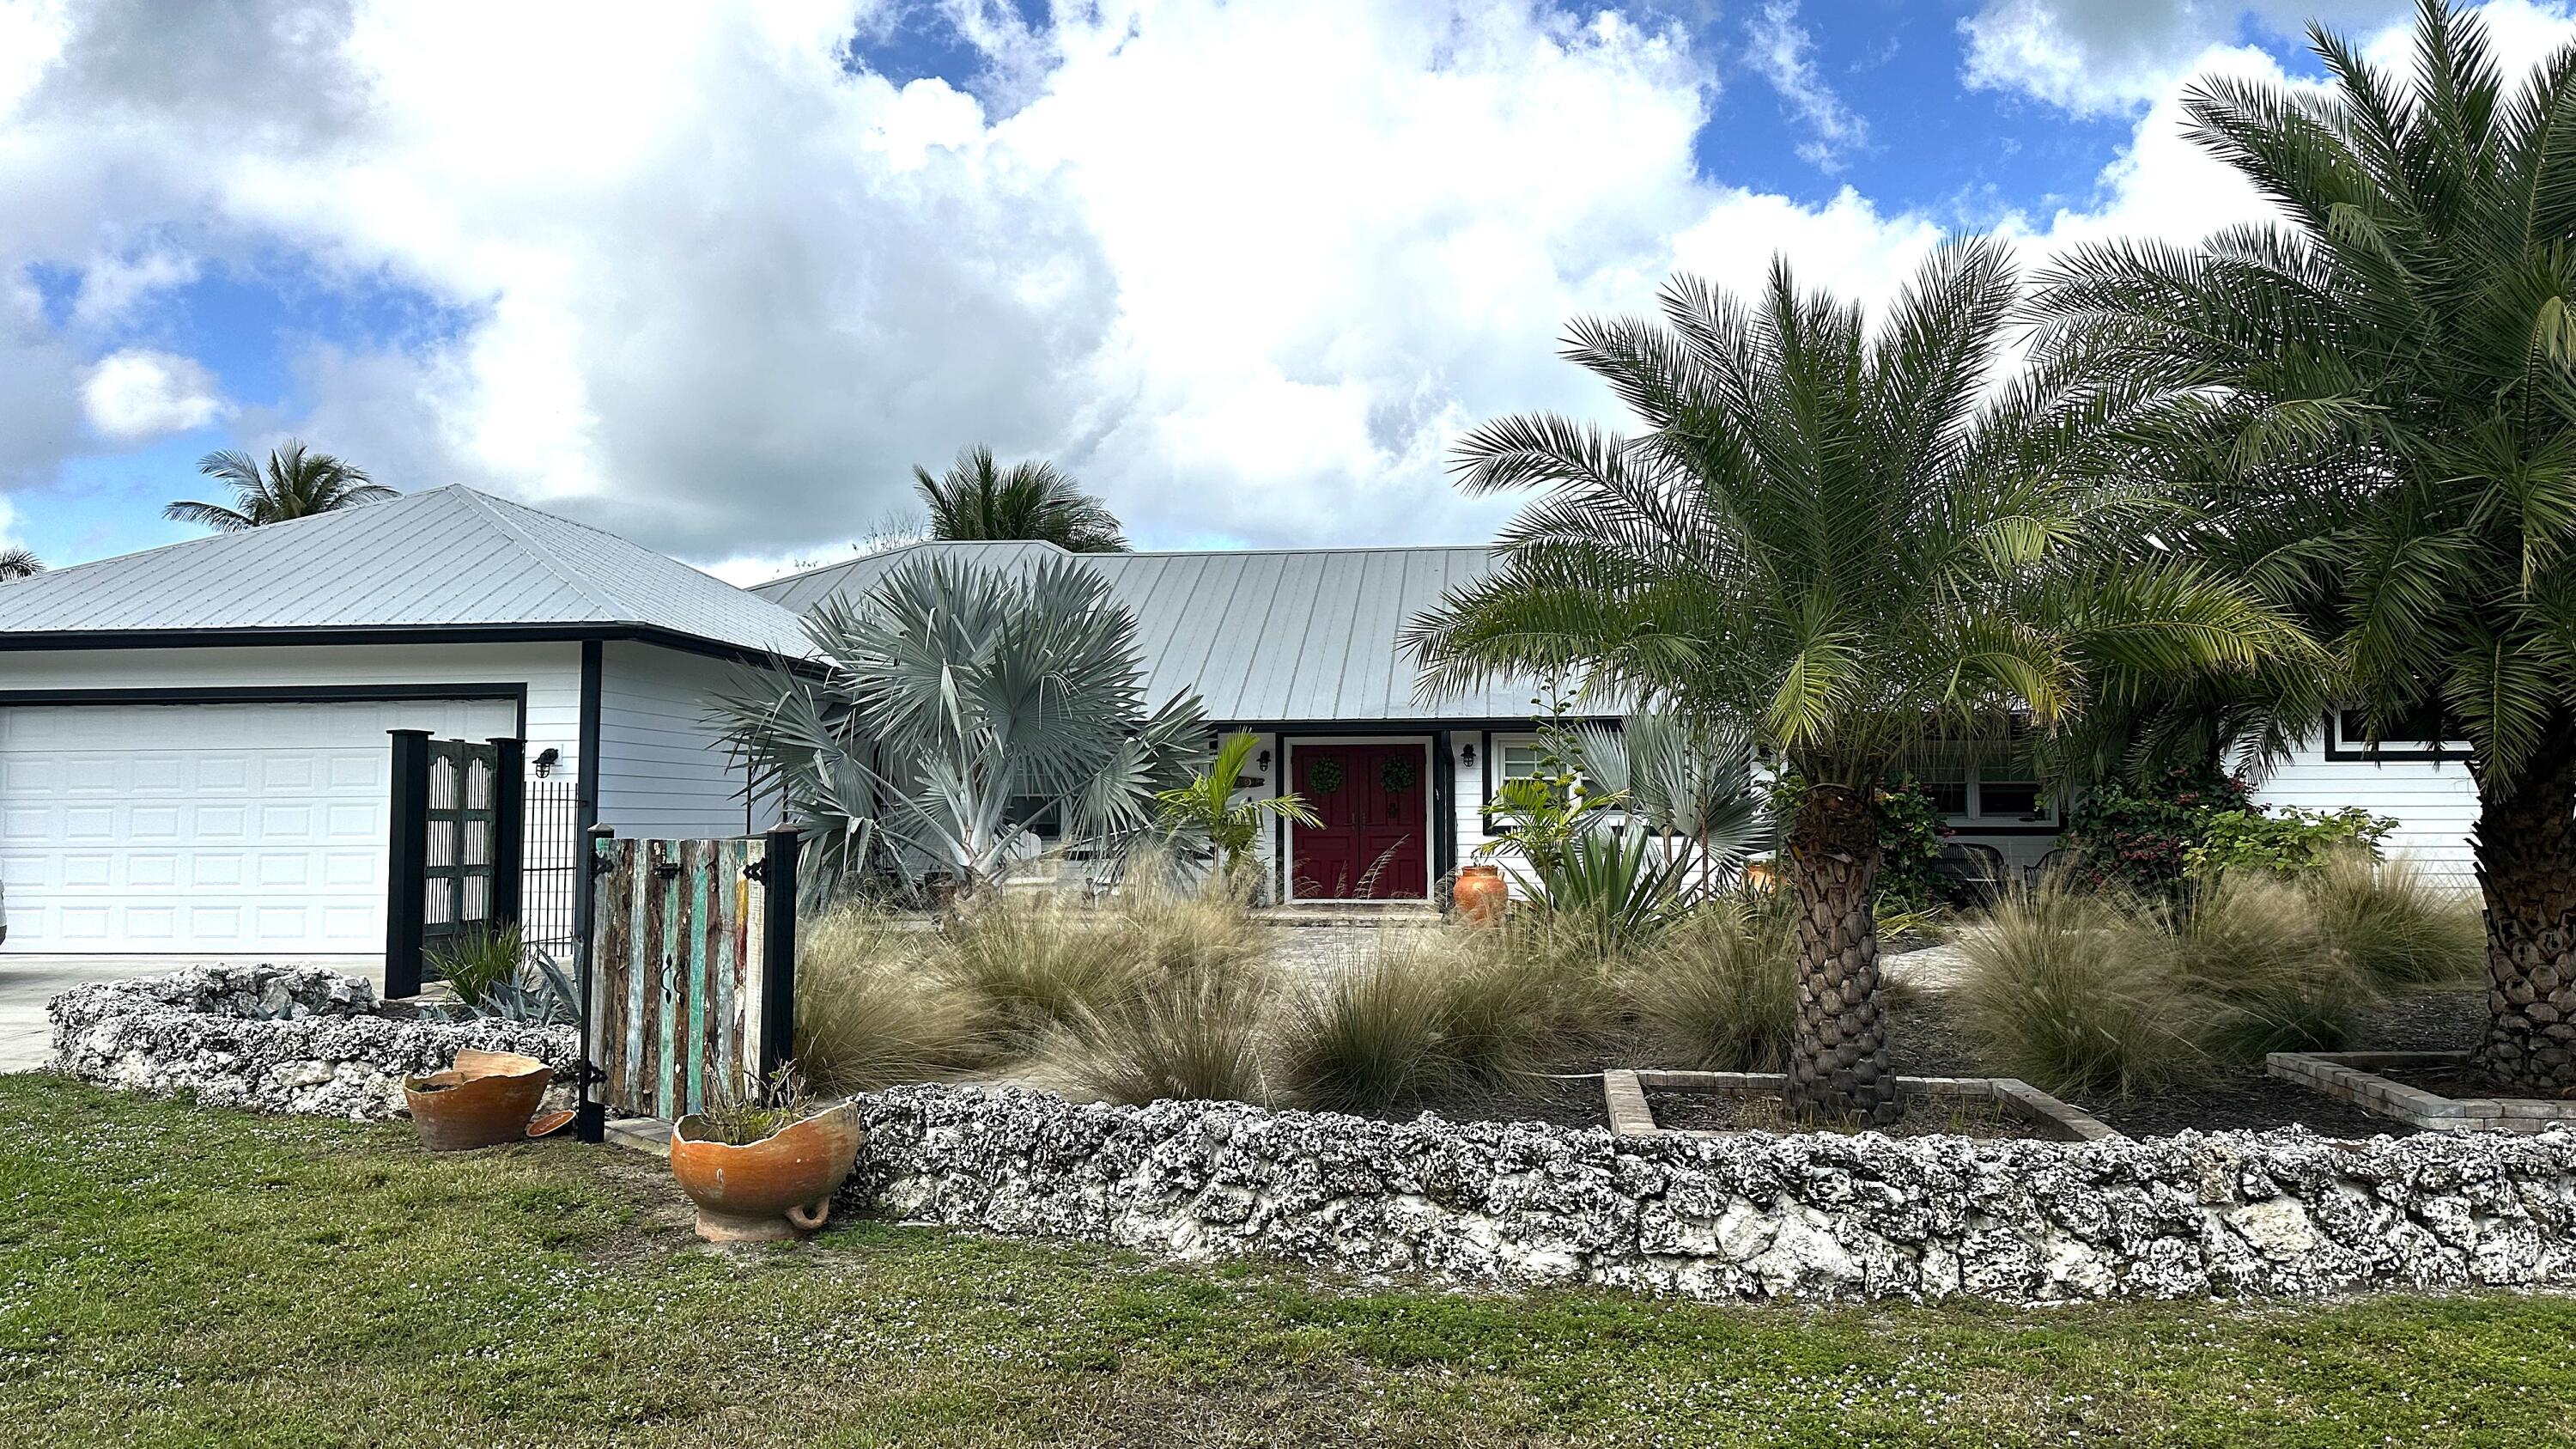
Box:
[1459,742,1477,765]
[1256,748,1273,771]
[534,746,561,777]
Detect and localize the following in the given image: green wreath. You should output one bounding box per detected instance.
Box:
[1380,755,1418,793]
[1309,756,1344,795]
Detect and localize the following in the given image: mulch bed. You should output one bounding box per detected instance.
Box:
[1646,1087,2038,1139]
[2377,1062,2576,1103]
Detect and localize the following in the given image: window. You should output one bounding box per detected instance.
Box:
[1914,750,2051,823]
[1976,763,2045,819]
[1919,756,1970,816]
[1497,737,1546,785]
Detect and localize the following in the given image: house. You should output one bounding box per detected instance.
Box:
[0,488,2487,971]
[750,540,2491,899]
[0,486,809,964]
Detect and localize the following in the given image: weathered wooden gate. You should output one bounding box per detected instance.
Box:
[580,827,800,1128]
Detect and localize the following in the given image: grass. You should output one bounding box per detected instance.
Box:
[1953,884,2209,1098]
[795,906,991,1093]
[7,1074,2576,1446]
[1617,895,1799,1072]
[2310,853,2486,989]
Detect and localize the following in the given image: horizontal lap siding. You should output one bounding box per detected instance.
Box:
[593,642,750,839]
[2253,735,2478,883]
[0,642,585,776]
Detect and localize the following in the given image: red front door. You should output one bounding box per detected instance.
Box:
[1289,742,1430,899]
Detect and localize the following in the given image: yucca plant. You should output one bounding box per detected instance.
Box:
[1407,240,2300,1123]
[1525,821,1692,954]
[2032,0,2576,1091]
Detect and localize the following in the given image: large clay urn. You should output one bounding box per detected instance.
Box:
[1454,864,1508,926]
[669,1099,867,1242]
[403,1049,555,1152]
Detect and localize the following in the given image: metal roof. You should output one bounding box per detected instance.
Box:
[752,540,1550,723]
[0,485,814,658]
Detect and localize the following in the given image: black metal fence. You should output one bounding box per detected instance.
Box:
[522,778,582,961]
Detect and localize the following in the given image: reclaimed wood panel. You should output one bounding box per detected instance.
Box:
[588,834,786,1122]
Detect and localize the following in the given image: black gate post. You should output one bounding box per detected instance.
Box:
[383,729,432,999]
[489,737,526,931]
[757,826,801,1081]
[574,824,615,1144]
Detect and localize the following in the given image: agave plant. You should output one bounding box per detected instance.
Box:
[1525,820,1695,953]
[714,554,1207,894]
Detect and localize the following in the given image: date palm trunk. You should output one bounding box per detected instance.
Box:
[1783,784,1900,1125]
[2471,711,2576,1094]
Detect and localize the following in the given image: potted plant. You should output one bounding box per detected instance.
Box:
[668,1072,866,1242]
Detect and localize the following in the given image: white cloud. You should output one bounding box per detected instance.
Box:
[1959,0,2402,115]
[4,0,2575,565]
[79,348,228,441]
[1743,1,1868,172]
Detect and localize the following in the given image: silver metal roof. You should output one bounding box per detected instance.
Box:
[753,540,1546,722]
[0,485,814,658]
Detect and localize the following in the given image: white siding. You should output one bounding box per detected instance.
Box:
[592,642,751,839]
[2254,729,2479,881]
[0,642,585,772]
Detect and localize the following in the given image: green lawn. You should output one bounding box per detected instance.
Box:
[2,1075,2572,1446]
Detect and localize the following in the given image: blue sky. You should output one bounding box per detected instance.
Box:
[2,0,2567,575]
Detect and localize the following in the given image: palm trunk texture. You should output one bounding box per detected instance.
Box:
[1783,784,1900,1126]
[2473,712,2576,1094]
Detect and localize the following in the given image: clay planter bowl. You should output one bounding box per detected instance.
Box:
[403,1049,555,1152]
[1454,864,1508,926]
[669,1099,867,1243]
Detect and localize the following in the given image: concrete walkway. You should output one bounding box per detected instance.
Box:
[0,954,375,1074]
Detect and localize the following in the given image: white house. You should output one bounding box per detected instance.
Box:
[0,487,2489,970]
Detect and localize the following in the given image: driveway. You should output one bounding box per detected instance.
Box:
[0,955,380,1073]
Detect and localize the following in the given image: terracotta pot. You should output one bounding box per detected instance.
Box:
[1454,864,1508,926]
[669,1099,867,1243]
[403,1048,555,1152]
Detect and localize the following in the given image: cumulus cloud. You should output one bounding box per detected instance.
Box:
[1744,1,1868,171]
[80,348,229,441]
[1959,0,2402,114]
[4,0,2575,568]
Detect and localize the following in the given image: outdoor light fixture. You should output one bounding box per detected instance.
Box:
[1460,742,1477,765]
[1256,748,1272,770]
[534,747,561,777]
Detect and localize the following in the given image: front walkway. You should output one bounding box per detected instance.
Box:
[0,954,375,1073]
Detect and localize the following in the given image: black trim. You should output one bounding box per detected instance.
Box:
[1431,730,1456,884]
[383,731,432,998]
[2321,709,2470,763]
[0,681,530,740]
[1206,715,1595,735]
[757,827,802,1081]
[570,642,606,1145]
[0,622,824,675]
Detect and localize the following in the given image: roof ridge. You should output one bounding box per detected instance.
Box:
[15,482,442,583]
[450,489,625,617]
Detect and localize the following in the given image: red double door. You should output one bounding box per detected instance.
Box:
[1288,742,1430,899]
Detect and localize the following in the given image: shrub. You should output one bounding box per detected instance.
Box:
[2307,852,2484,989]
[2175,872,2381,1058]
[1619,897,1797,1071]
[795,906,989,1093]
[1953,884,2207,1097]
[1034,957,1276,1106]
[2059,763,2253,901]
[1522,822,1690,954]
[2184,805,2396,877]
[1278,936,1469,1111]
[427,925,523,1005]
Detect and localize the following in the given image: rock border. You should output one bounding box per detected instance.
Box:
[849,1082,2576,1304]
[49,965,577,1121]
[2269,1050,2576,1135]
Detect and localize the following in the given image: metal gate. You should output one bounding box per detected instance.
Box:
[385,732,524,997]
[578,827,800,1130]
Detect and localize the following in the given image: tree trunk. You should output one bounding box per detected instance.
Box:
[2472,712,2576,1094]
[1783,783,1900,1125]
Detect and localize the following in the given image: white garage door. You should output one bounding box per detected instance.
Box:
[0,697,518,954]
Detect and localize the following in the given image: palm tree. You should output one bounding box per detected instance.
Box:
[1406,240,2298,1123]
[0,547,39,581]
[164,440,394,532]
[711,554,1204,893]
[2032,0,2576,1092]
[913,445,1127,551]
[1154,732,1321,891]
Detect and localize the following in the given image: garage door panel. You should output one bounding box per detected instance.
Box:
[1,697,516,954]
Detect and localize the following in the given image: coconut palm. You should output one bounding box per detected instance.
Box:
[1405,240,2300,1123]
[712,554,1204,894]
[0,547,39,581]
[2031,0,2576,1091]
[914,445,1127,552]
[163,441,393,533]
